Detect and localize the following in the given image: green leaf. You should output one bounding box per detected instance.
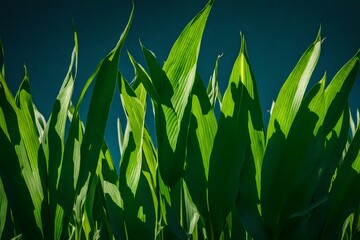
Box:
[323,50,360,135]
[266,31,321,140]
[14,66,43,189]
[99,142,126,240]
[142,0,213,187]
[235,35,267,240]
[207,54,223,108]
[0,67,44,238]
[184,73,217,225]
[208,34,265,239]
[261,32,322,235]
[57,106,83,239]
[118,72,146,197]
[118,73,156,239]
[39,29,77,240]
[310,51,360,238]
[33,103,46,141]
[0,177,8,238]
[76,2,133,192]
[162,0,213,120]
[308,51,360,238]
[321,117,360,238]
[266,76,326,239]
[182,180,200,235]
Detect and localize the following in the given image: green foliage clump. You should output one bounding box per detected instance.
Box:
[1,1,360,239]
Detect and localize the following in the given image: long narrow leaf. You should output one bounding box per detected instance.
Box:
[261,33,322,234]
[142,0,213,187]
[76,2,133,193]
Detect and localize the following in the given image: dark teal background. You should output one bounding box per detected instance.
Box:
[1,0,360,166]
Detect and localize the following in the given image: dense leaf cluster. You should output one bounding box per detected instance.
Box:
[1,1,360,239]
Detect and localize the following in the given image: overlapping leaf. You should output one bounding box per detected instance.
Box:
[141,0,213,187]
[261,33,322,235]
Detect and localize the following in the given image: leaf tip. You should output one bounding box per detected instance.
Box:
[240,32,248,55]
[315,26,322,43]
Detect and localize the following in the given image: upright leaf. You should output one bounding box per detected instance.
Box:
[118,71,156,239]
[235,35,267,240]
[40,29,77,239]
[309,50,360,238]
[99,143,126,240]
[184,73,217,224]
[0,177,8,239]
[208,34,265,239]
[207,54,223,108]
[0,73,43,238]
[323,50,360,135]
[76,3,133,192]
[321,118,360,239]
[122,56,147,196]
[266,31,321,140]
[261,33,321,235]
[142,0,213,187]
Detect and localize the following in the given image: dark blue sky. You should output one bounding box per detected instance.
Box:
[1,0,360,165]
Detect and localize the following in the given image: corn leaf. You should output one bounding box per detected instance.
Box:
[234,35,267,240]
[76,2,133,192]
[0,80,43,238]
[0,177,8,238]
[15,66,41,172]
[207,54,223,108]
[307,52,360,238]
[122,56,147,196]
[184,73,217,225]
[39,30,77,240]
[118,73,156,239]
[261,33,322,234]
[142,0,213,187]
[314,51,360,238]
[266,31,321,139]
[99,142,126,240]
[208,34,265,238]
[268,76,326,239]
[323,50,360,135]
[58,104,83,239]
[322,119,360,238]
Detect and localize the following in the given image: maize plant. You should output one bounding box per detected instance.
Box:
[1,1,360,239]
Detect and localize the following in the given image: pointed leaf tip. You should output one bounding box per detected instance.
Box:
[240,33,247,54]
[316,26,322,40]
